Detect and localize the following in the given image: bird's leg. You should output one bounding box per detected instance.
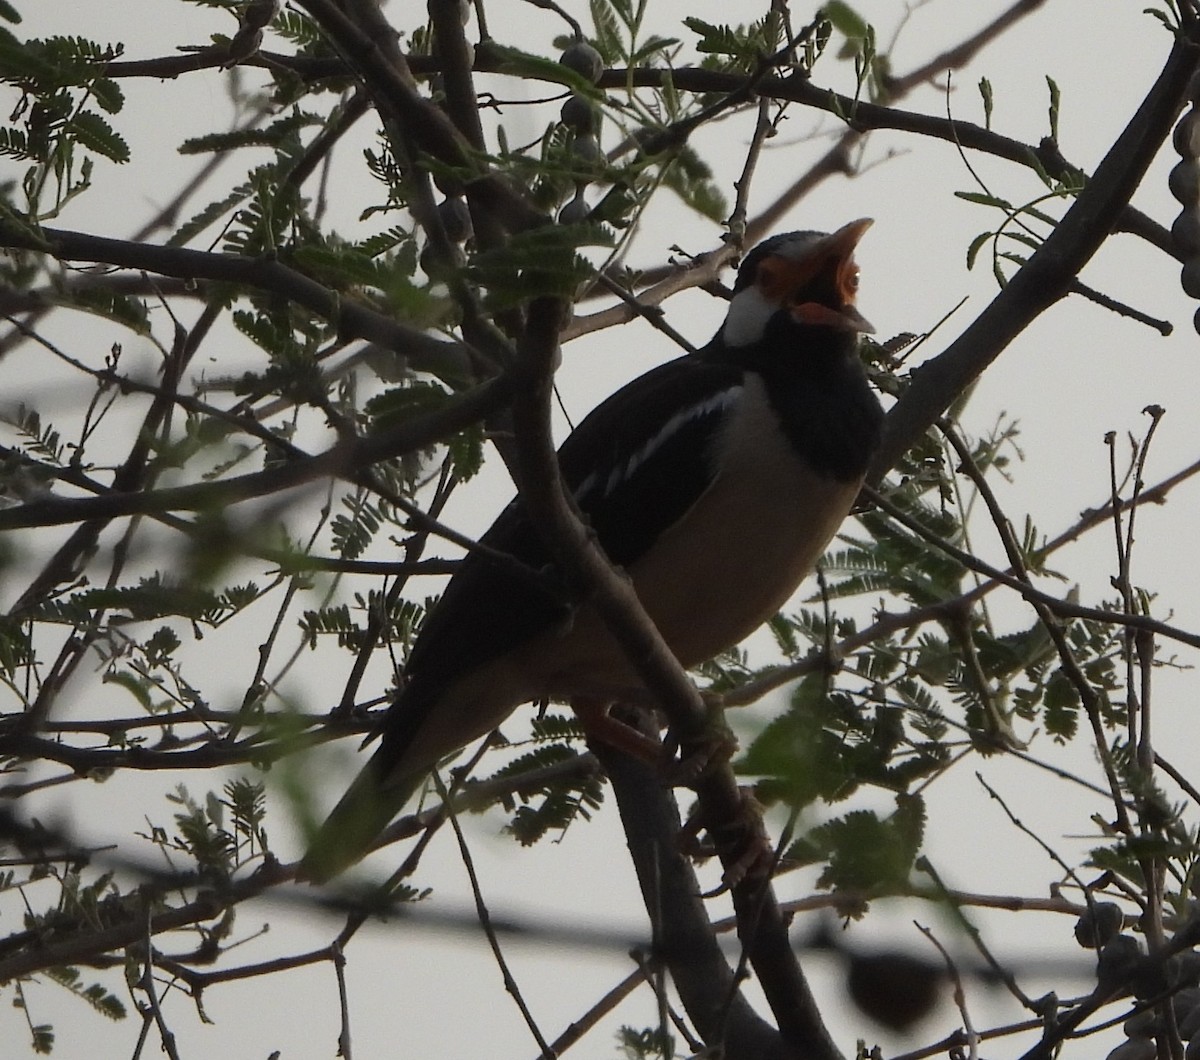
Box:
[576,695,772,887]
[571,696,666,763]
[651,698,774,889]
[573,693,739,783]
[675,804,715,859]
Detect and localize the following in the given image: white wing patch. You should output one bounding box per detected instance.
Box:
[577,385,743,500]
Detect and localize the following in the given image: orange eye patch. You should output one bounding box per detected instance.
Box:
[755,245,862,308]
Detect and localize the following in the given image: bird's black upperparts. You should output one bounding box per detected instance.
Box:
[300,220,885,882]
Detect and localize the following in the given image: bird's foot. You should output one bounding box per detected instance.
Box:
[678,787,776,893]
[662,696,739,786]
[571,692,738,788]
[719,829,776,891]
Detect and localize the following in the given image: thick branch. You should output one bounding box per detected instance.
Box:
[594,742,791,1060]
[871,28,1200,478]
[507,297,841,1060]
[294,0,544,236]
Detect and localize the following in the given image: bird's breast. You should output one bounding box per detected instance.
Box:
[520,375,862,695]
[626,373,861,664]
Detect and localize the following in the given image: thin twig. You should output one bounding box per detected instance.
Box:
[139,905,183,1060]
[538,968,642,1058]
[915,920,978,1060]
[436,773,554,1056]
[333,941,353,1060]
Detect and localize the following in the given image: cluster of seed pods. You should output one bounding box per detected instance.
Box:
[1169,75,1200,336]
[556,42,604,224]
[1082,903,1200,1059]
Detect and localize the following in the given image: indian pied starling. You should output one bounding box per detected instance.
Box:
[301,220,884,882]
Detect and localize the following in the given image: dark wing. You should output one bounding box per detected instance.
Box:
[303,358,748,883]
[399,354,745,697]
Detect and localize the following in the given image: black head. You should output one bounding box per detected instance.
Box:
[722,219,875,348]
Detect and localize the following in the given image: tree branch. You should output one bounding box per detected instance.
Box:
[594,740,792,1059]
[0,221,474,382]
[871,27,1200,479]
[0,370,515,532]
[506,296,842,1059]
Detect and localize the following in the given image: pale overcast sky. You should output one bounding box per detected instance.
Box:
[7,2,1200,1057]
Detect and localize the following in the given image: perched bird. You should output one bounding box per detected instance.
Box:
[301,220,885,882]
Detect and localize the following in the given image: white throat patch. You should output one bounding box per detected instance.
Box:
[721,286,775,348]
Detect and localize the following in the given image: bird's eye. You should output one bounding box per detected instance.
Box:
[839,262,861,300]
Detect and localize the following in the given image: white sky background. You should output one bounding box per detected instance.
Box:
[6,1,1200,1058]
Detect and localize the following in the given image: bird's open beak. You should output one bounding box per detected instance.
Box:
[790,217,875,334]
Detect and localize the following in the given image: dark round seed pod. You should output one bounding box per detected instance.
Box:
[1172,210,1200,256]
[1174,987,1200,1021]
[1194,305,1200,337]
[1131,954,1171,1001]
[557,189,589,225]
[1172,950,1200,989]
[571,133,602,166]
[1074,903,1126,949]
[559,41,603,84]
[1173,100,1200,314]
[419,242,460,279]
[1169,158,1200,206]
[1182,1001,1200,1041]
[1122,1008,1159,1038]
[560,94,597,135]
[418,243,438,278]
[436,197,473,244]
[1096,934,1142,992]
[243,0,280,31]
[432,167,464,198]
[1175,110,1200,158]
[1183,259,1200,299]
[845,950,942,1032]
[225,27,264,64]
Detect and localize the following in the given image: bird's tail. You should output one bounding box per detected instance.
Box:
[297,748,422,884]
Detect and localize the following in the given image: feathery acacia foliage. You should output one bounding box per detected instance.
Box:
[1,1,1200,1058]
